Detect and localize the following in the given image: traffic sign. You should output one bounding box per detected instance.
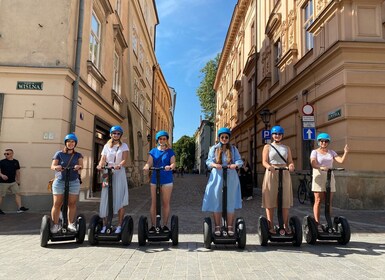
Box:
[302,115,315,122]
[303,121,315,128]
[262,129,271,140]
[302,104,314,115]
[303,128,316,140]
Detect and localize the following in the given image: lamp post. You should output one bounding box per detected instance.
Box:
[260,108,272,144]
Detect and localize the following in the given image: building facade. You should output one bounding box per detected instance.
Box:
[194,120,215,174]
[0,0,173,210]
[215,0,385,209]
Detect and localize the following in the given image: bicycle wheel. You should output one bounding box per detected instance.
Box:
[297,181,306,204]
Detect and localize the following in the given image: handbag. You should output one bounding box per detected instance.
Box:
[47,152,76,191]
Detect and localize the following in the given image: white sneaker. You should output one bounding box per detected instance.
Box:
[246,196,253,201]
[100,226,106,234]
[50,224,60,233]
[67,223,77,232]
[115,226,122,234]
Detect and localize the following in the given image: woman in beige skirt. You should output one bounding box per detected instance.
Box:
[262,125,295,234]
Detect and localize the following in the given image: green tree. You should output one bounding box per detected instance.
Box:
[173,135,195,171]
[196,53,220,123]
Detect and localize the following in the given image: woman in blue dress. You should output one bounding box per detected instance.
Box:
[143,130,176,233]
[202,127,243,236]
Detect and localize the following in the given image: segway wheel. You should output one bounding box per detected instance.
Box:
[138,216,147,246]
[290,216,302,247]
[171,215,179,246]
[336,216,351,245]
[40,215,51,247]
[303,216,317,245]
[236,217,246,249]
[121,215,134,246]
[297,185,306,204]
[258,216,269,246]
[88,214,102,246]
[76,214,86,244]
[203,217,212,249]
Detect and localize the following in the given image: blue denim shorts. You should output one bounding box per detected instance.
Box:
[52,179,80,195]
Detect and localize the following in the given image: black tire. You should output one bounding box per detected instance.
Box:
[40,215,51,247]
[336,216,351,245]
[121,215,134,246]
[171,215,179,246]
[203,217,212,249]
[290,216,302,247]
[258,216,269,246]
[88,214,101,246]
[138,216,147,246]
[303,216,317,245]
[76,214,86,244]
[297,181,306,204]
[236,217,246,249]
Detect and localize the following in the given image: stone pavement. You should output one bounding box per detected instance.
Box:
[0,174,384,279]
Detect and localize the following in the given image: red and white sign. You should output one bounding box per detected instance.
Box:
[302,104,314,115]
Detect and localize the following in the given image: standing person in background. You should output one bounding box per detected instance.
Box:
[310,132,349,231]
[50,134,83,233]
[0,149,28,214]
[261,125,295,234]
[202,127,243,237]
[96,125,129,234]
[239,158,253,201]
[143,130,176,233]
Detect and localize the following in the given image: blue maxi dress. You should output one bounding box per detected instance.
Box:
[202,143,243,213]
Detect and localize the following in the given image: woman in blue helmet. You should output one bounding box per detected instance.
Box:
[50,133,83,233]
[202,127,243,237]
[261,125,295,234]
[143,130,176,233]
[310,133,349,231]
[96,125,129,234]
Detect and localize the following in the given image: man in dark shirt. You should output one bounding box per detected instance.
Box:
[0,149,28,214]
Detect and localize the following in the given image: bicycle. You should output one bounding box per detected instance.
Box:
[296,171,314,205]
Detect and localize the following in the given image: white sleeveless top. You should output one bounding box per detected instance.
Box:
[268,143,288,164]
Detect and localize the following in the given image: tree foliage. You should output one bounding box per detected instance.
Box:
[173,135,195,171]
[196,53,220,123]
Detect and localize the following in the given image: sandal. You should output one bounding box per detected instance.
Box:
[228,226,234,237]
[285,228,292,235]
[214,226,221,236]
[269,228,276,234]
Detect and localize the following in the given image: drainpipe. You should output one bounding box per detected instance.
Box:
[150,64,157,149]
[253,1,259,189]
[70,0,84,133]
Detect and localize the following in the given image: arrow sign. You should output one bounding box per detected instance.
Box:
[303,128,316,140]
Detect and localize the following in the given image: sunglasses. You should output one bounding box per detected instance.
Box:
[320,140,330,143]
[112,132,121,135]
[158,137,167,141]
[272,133,283,136]
[4,153,11,156]
[220,136,229,140]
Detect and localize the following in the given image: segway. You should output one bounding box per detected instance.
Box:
[303,168,350,245]
[138,167,178,246]
[203,166,246,249]
[258,167,302,246]
[88,165,134,246]
[40,166,86,247]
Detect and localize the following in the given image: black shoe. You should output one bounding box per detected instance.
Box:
[0,209,5,215]
[162,226,170,233]
[17,206,29,213]
[149,226,156,234]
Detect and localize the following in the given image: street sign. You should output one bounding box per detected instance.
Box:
[302,115,315,122]
[262,129,271,140]
[303,121,315,128]
[303,128,316,140]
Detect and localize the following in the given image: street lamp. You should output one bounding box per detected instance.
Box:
[259,108,272,130]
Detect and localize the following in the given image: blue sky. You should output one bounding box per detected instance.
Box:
[155,0,238,142]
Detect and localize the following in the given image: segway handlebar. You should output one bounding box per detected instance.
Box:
[101,165,115,170]
[150,167,165,171]
[274,167,289,171]
[329,168,345,171]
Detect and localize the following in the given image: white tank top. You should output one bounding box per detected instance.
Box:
[268,143,288,164]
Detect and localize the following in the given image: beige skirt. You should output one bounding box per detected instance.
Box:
[311,168,336,192]
[262,167,293,208]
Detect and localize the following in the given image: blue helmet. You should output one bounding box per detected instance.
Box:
[217,127,231,138]
[64,133,78,145]
[156,130,169,141]
[317,132,331,142]
[271,125,284,134]
[110,125,123,135]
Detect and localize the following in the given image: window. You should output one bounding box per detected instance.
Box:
[273,39,281,82]
[112,51,120,94]
[132,24,138,54]
[303,0,314,52]
[89,12,101,68]
[251,21,255,48]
